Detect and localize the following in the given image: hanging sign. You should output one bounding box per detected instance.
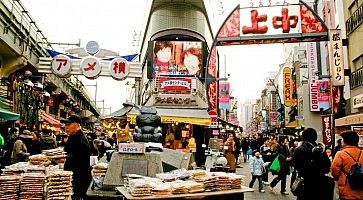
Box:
[329,29,345,86]
[109,57,130,80]
[80,56,101,78]
[51,55,71,77]
[322,115,332,146]
[317,80,330,111]
[353,94,363,109]
[219,82,231,110]
[307,42,319,112]
[283,67,292,107]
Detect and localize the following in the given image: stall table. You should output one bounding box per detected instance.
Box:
[116,186,254,200]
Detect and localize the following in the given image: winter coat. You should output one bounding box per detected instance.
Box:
[293,141,332,200]
[224,139,236,171]
[64,130,92,198]
[249,156,265,176]
[11,139,28,164]
[331,146,363,200]
[38,134,57,150]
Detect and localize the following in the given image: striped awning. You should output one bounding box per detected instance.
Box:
[41,111,61,127]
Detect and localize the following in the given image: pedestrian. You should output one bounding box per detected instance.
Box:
[260,137,272,184]
[224,134,236,172]
[61,115,92,200]
[3,128,19,165]
[292,128,332,200]
[11,130,32,164]
[333,138,342,158]
[234,132,242,166]
[268,136,290,195]
[249,150,265,193]
[38,129,57,150]
[331,130,363,200]
[241,137,250,162]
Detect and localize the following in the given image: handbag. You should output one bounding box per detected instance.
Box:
[291,176,304,196]
[269,155,280,173]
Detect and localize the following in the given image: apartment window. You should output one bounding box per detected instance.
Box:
[349,0,363,15]
[353,55,363,70]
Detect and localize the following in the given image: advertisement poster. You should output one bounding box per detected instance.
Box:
[317,80,330,111]
[150,41,204,78]
[219,82,230,110]
[351,126,363,148]
[283,67,293,107]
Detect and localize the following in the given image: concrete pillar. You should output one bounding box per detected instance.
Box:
[0,56,28,78]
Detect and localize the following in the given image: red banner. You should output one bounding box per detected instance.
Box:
[322,115,332,146]
[159,78,191,93]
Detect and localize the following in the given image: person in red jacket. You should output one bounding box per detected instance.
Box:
[331,130,363,200]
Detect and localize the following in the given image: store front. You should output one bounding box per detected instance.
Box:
[335,113,363,147]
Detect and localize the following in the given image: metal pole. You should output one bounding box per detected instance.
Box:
[94,82,97,104]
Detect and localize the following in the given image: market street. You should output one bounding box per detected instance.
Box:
[236,162,295,200]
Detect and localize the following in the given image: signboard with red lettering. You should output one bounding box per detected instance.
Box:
[283,67,292,107]
[307,42,319,112]
[51,54,71,77]
[109,57,130,80]
[159,78,192,93]
[322,115,332,146]
[80,56,101,79]
[329,29,345,86]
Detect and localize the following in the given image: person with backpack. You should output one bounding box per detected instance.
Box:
[292,128,332,200]
[331,130,363,200]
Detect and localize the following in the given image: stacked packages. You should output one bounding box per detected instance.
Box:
[129,178,152,197]
[42,148,66,164]
[29,154,51,166]
[19,173,46,200]
[46,170,73,200]
[0,175,20,200]
[91,162,108,177]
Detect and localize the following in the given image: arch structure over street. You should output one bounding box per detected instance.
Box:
[205,0,329,120]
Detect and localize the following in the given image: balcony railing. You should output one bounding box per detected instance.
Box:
[346,3,363,34]
[351,67,363,89]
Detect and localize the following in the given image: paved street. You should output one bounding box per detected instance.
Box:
[236,161,295,200]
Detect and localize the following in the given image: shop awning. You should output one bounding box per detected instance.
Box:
[285,120,300,128]
[41,111,61,127]
[335,113,363,127]
[0,107,20,121]
[127,108,211,126]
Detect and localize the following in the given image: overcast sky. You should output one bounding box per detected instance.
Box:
[22,0,284,114]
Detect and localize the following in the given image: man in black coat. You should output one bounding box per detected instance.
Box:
[292,128,332,200]
[62,115,92,200]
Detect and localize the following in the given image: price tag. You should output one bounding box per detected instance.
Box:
[118,143,144,154]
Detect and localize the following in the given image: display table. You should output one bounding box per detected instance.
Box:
[116,186,254,200]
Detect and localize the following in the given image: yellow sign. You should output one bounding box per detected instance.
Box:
[127,114,211,126]
[283,67,292,107]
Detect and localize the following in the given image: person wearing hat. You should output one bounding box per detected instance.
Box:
[61,114,91,200]
[11,130,32,164]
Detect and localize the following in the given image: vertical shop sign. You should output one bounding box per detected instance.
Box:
[321,115,332,146]
[219,82,231,109]
[307,42,319,111]
[283,67,292,106]
[317,80,330,111]
[329,29,345,86]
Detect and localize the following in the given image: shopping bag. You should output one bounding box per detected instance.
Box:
[269,155,280,173]
[247,148,253,155]
[291,177,304,196]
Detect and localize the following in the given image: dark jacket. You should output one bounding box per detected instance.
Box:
[293,142,332,200]
[274,143,290,175]
[64,130,92,197]
[38,134,57,150]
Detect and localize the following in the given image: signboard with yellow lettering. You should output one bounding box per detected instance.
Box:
[283,67,292,107]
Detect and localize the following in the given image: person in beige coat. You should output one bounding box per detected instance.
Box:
[11,130,32,164]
